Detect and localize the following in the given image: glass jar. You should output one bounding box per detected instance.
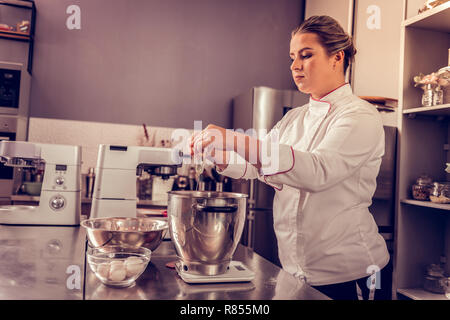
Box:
[424,263,446,294]
[421,84,434,107]
[433,86,444,105]
[444,277,450,299]
[411,175,432,201]
[429,182,450,204]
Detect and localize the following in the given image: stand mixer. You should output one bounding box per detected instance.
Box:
[0,141,81,225]
[90,144,183,219]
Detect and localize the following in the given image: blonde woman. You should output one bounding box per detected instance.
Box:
[190,15,389,300]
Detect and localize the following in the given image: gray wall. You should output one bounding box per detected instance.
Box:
[0,0,304,129]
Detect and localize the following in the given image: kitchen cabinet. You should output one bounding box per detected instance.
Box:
[305,0,404,100]
[393,2,450,300]
[351,0,403,99]
[0,0,36,74]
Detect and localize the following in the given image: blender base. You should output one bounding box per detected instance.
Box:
[175,261,255,284]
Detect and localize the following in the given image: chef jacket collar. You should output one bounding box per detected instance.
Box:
[308,83,352,114]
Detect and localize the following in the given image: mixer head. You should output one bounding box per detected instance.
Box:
[0,156,42,168]
[137,164,179,180]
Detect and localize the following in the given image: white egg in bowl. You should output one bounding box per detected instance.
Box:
[87,245,151,288]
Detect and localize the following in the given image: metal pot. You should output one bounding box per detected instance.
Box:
[168,191,247,276]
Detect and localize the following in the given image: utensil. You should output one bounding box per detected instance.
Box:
[81,217,168,251]
[167,191,247,276]
[211,167,225,191]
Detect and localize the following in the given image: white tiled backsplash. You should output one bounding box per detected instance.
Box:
[28,117,183,173]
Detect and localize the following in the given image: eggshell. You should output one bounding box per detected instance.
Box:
[110,260,124,267]
[96,262,110,279]
[125,256,142,266]
[124,257,145,278]
[109,264,127,281]
[126,263,144,278]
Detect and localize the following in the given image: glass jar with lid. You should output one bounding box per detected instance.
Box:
[429,182,450,204]
[411,175,433,201]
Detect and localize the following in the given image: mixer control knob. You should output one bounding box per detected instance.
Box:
[50,195,65,210]
[55,176,65,185]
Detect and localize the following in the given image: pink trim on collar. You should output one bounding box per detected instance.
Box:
[310,82,349,102]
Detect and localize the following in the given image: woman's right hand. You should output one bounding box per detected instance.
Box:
[188,126,230,171]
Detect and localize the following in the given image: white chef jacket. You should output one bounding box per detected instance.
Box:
[220,83,390,286]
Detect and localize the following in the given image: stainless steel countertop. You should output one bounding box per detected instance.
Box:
[0,225,329,300]
[0,225,86,300]
[85,241,330,300]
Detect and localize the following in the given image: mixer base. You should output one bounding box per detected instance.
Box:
[175,261,255,284]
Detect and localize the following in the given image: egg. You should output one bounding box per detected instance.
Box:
[110,260,124,267]
[109,264,127,281]
[124,256,145,278]
[96,262,110,279]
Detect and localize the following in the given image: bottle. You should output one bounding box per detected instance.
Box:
[85,167,95,198]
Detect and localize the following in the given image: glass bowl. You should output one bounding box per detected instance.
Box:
[87,245,151,288]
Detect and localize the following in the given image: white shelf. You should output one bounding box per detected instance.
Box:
[402,2,450,32]
[401,199,450,211]
[403,104,450,116]
[0,0,33,8]
[398,288,448,300]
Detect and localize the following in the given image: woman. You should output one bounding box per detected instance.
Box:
[190,15,389,300]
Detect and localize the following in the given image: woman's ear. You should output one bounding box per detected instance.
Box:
[333,51,345,69]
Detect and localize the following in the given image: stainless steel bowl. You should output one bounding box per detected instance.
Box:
[81,217,168,251]
[168,191,247,276]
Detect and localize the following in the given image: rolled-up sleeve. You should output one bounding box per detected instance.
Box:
[261,111,384,192]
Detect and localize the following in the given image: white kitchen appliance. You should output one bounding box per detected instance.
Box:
[0,141,81,225]
[90,144,183,219]
[175,260,255,284]
[0,61,31,116]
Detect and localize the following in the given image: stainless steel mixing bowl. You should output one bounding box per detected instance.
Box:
[81,217,168,251]
[168,191,247,276]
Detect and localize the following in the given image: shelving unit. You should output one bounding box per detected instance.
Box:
[401,199,450,211]
[0,0,36,74]
[393,1,450,300]
[397,288,448,300]
[402,103,450,117]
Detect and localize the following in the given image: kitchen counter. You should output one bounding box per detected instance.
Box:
[85,241,329,300]
[0,225,86,299]
[0,225,329,300]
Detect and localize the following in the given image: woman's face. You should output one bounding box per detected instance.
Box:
[289,32,343,99]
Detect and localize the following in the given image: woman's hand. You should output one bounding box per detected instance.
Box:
[190,124,234,154]
[188,124,262,171]
[189,124,233,169]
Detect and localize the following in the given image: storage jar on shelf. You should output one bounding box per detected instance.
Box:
[429,182,450,204]
[411,175,433,201]
[433,86,444,105]
[421,84,434,107]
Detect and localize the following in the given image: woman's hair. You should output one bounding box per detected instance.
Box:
[291,15,357,73]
